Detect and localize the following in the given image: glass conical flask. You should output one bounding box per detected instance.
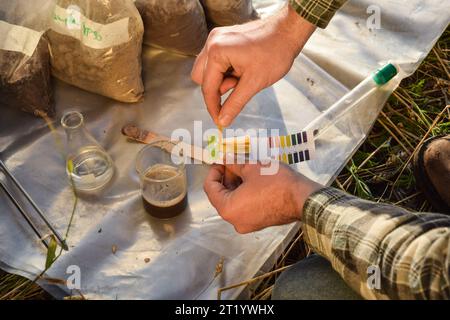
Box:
[61,111,114,192]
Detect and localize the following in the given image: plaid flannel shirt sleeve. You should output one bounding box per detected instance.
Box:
[302,187,450,299]
[289,0,347,28]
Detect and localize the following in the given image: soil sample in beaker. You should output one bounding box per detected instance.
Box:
[142,164,187,219]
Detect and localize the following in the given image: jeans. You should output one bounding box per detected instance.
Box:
[272,255,362,300]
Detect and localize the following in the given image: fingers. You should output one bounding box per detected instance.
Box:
[223,167,242,190]
[220,77,238,95]
[223,163,244,178]
[192,28,252,127]
[203,164,230,213]
[202,57,230,125]
[191,46,207,85]
[218,75,259,127]
[222,163,261,181]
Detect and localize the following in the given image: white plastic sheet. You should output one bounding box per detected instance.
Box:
[0,0,448,299]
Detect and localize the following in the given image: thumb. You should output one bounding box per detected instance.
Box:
[224,163,261,181]
[218,75,259,127]
[220,77,238,95]
[203,165,230,213]
[223,163,245,178]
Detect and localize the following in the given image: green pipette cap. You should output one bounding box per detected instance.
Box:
[372,63,398,86]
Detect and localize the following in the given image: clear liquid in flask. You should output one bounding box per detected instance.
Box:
[67,146,114,192]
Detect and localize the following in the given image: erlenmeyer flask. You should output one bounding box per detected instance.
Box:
[61,111,114,192]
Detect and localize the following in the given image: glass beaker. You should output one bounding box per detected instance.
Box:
[61,111,114,192]
[136,140,187,219]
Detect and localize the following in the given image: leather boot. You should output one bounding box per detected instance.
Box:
[413,135,450,214]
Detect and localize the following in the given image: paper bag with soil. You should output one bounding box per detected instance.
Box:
[200,0,259,27]
[0,0,54,117]
[135,0,208,56]
[47,0,144,103]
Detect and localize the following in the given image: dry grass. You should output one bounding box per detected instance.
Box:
[1,29,448,301]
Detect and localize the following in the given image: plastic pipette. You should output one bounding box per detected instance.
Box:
[304,63,398,136]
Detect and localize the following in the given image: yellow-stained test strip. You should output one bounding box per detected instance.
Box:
[218,125,223,153]
[222,136,250,154]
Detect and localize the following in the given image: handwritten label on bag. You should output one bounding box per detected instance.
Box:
[50,5,130,49]
[0,21,43,57]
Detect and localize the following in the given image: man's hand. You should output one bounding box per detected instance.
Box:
[203,163,322,233]
[191,4,316,127]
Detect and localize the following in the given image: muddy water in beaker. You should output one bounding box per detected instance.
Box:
[142,164,187,219]
[136,141,187,219]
